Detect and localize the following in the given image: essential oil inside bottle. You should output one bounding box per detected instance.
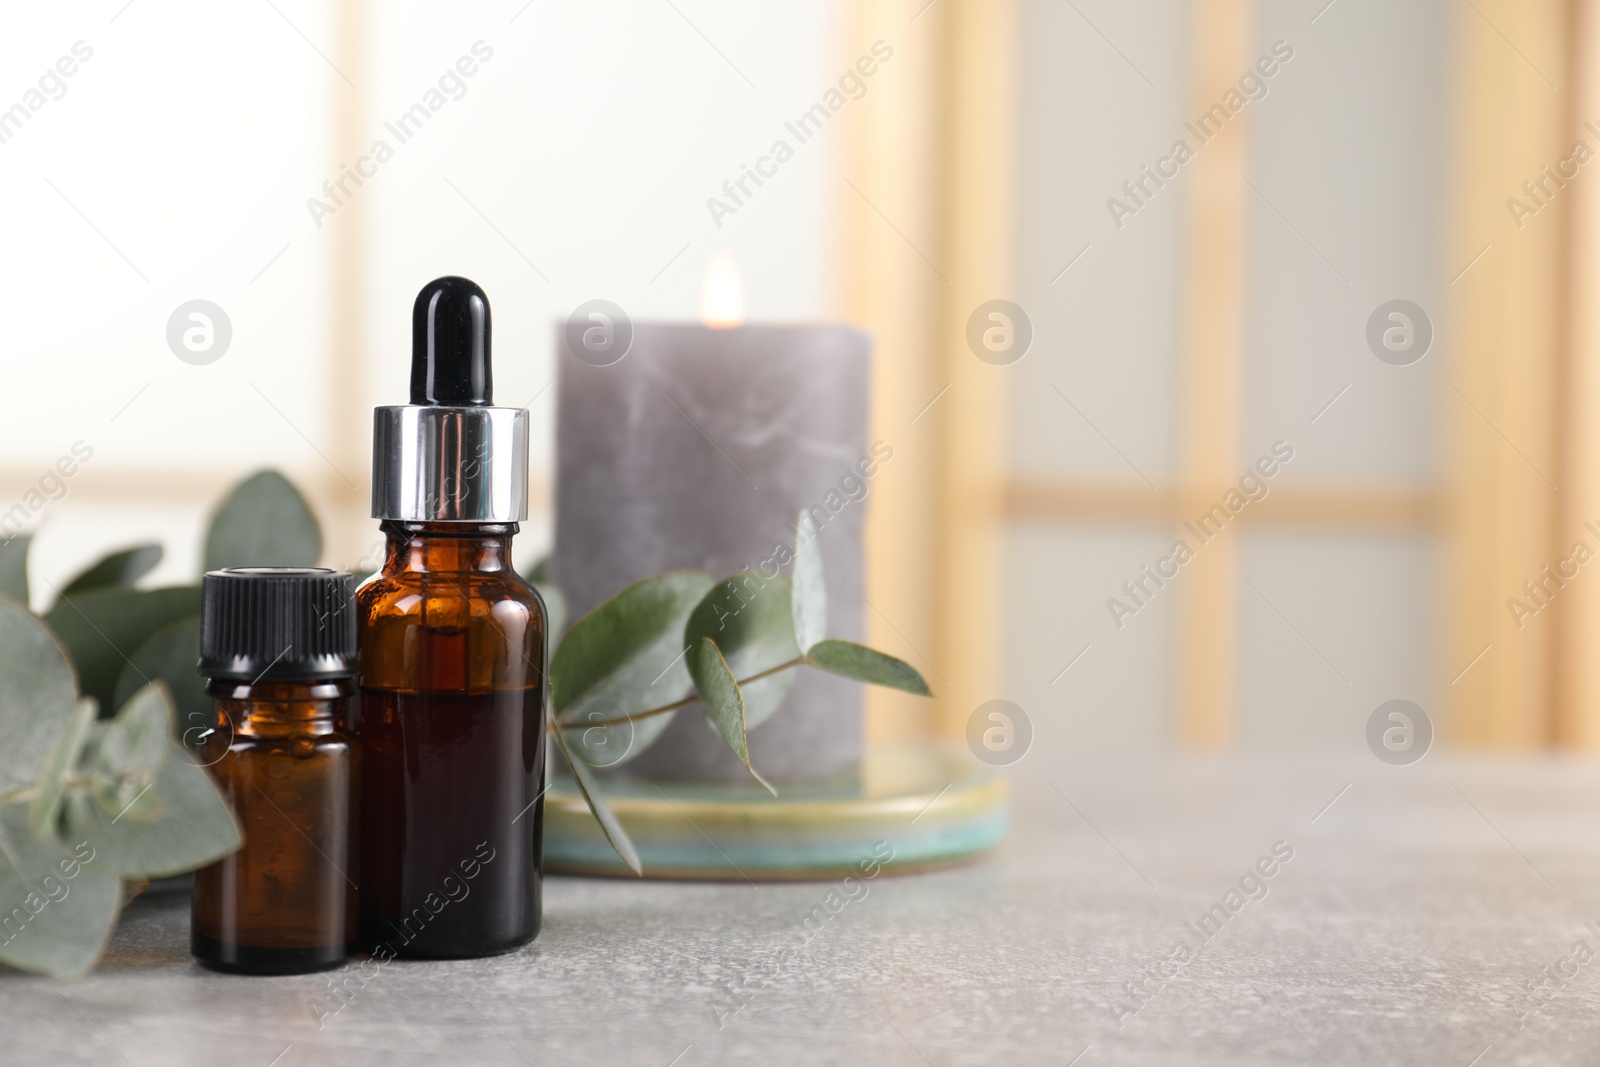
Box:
[191,567,359,976]
[357,277,545,959]
[358,670,542,956]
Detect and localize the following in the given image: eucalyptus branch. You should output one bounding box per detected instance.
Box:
[559,656,806,730]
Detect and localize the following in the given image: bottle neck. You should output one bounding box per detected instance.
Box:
[206,678,352,735]
[380,520,518,575]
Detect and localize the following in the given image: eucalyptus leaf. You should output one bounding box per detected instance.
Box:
[687,637,773,795]
[683,572,800,730]
[88,684,173,823]
[113,617,208,746]
[552,571,714,766]
[43,586,201,715]
[203,469,321,571]
[60,544,163,598]
[28,699,96,840]
[790,510,826,653]
[805,639,933,696]
[62,739,241,879]
[0,596,79,796]
[0,804,120,979]
[549,721,642,875]
[0,534,30,607]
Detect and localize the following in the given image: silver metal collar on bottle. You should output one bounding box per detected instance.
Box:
[371,406,529,522]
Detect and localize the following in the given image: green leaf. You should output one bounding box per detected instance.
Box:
[203,469,321,571]
[683,572,799,730]
[0,534,30,607]
[790,510,826,653]
[88,684,173,822]
[551,571,714,767]
[43,586,201,715]
[63,738,241,879]
[805,639,933,696]
[687,637,773,795]
[523,556,551,583]
[60,544,163,598]
[28,699,96,840]
[0,596,79,796]
[113,617,208,747]
[549,720,641,875]
[0,804,120,979]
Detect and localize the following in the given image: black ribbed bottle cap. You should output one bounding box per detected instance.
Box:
[199,568,357,681]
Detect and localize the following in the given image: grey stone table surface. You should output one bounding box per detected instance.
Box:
[9,748,1600,1066]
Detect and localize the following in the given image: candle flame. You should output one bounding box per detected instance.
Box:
[700,249,744,328]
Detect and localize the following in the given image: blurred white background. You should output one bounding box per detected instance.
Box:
[0,0,840,589]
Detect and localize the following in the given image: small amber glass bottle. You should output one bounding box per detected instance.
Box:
[191,567,359,976]
[358,276,546,959]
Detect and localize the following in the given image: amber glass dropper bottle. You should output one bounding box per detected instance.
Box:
[358,276,546,959]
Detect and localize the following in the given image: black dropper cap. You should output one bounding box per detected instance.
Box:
[411,276,492,406]
[198,568,357,681]
[373,277,526,521]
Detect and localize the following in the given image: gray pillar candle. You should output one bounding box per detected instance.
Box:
[554,322,874,783]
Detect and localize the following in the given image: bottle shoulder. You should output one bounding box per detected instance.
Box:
[357,569,544,617]
[356,566,546,691]
[200,730,356,769]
